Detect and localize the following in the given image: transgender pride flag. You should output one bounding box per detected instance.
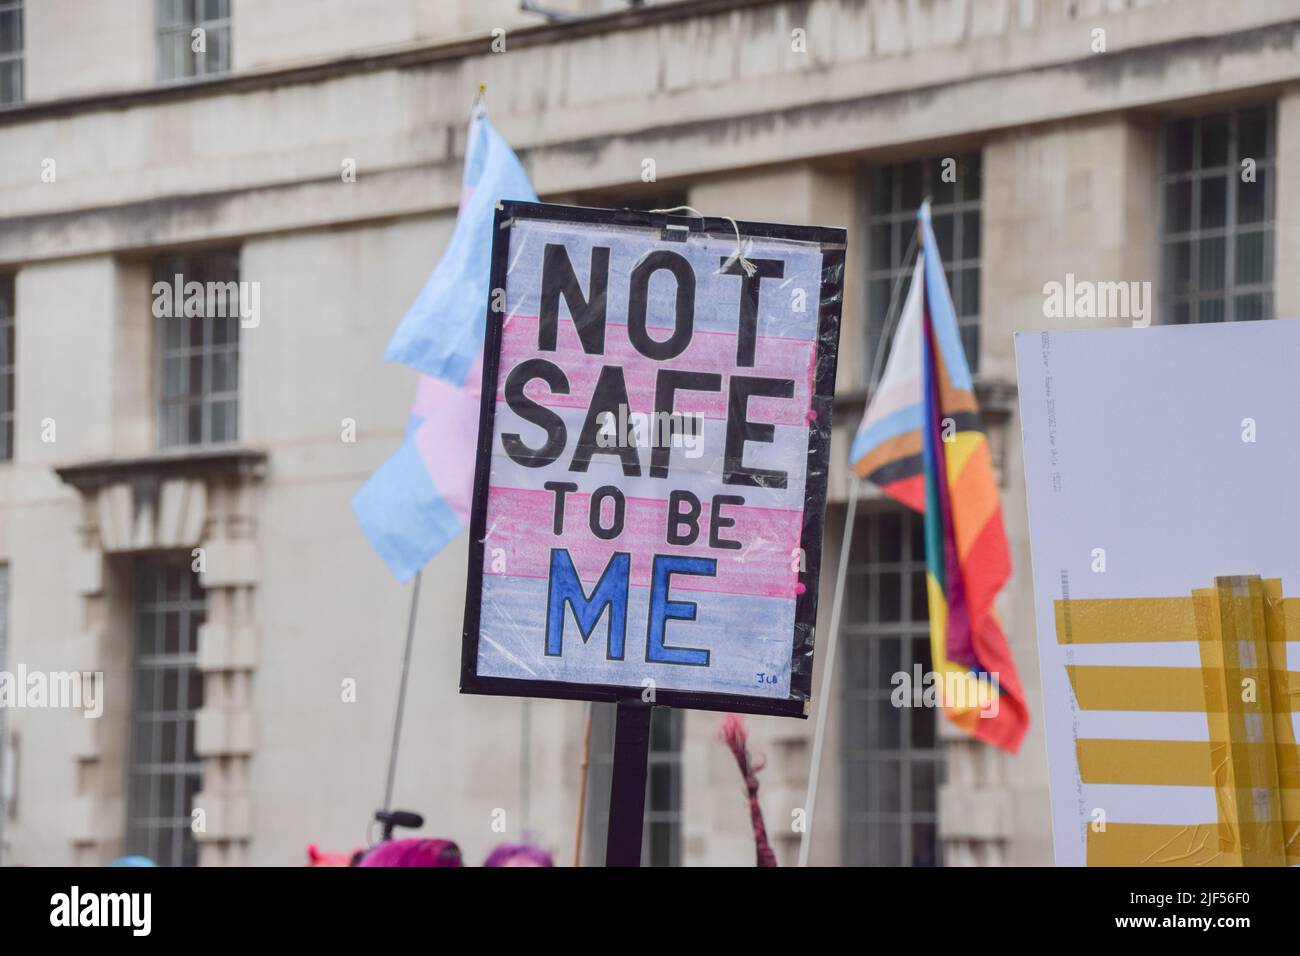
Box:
[353,106,537,581]
[849,202,1028,753]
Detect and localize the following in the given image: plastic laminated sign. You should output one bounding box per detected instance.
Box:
[460,202,846,717]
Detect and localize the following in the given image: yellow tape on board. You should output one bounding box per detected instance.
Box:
[1060,576,1299,865]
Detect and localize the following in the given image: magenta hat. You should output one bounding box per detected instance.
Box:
[358,838,463,867]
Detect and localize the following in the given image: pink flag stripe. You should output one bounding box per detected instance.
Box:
[859,378,921,430]
[413,377,482,523]
[482,487,804,599]
[412,351,483,420]
[495,315,815,427]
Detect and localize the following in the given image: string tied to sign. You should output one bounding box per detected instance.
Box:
[648,205,758,277]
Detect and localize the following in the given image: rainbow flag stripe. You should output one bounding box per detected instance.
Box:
[849,203,1028,753]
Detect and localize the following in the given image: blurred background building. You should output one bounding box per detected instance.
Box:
[0,0,1293,866]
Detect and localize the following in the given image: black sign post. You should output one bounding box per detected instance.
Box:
[605,698,653,867]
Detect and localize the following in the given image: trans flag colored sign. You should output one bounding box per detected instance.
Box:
[461,202,845,717]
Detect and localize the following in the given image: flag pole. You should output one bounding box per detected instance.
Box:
[521,700,532,835]
[382,569,423,815]
[796,474,860,867]
[796,215,923,866]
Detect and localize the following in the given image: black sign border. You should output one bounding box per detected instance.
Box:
[460,200,845,718]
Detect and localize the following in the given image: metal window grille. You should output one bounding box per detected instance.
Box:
[155,250,241,448]
[0,0,22,106]
[841,508,943,866]
[866,152,982,373]
[1161,106,1275,324]
[584,704,684,866]
[156,0,230,83]
[125,556,205,868]
[0,275,12,461]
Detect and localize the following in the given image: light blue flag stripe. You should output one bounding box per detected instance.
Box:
[353,440,463,582]
[848,402,924,464]
[354,109,536,580]
[383,113,539,383]
[919,201,973,391]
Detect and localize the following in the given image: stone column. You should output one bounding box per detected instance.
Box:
[1274,83,1300,319]
[193,478,261,866]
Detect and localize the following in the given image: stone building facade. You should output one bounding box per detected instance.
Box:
[0,0,1295,865]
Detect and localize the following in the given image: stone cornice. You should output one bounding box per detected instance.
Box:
[54,447,269,494]
[0,0,774,126]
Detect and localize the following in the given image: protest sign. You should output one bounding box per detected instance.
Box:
[1016,319,1300,866]
[461,202,845,717]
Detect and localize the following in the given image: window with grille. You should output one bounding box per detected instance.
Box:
[1161,106,1275,324]
[155,251,240,448]
[156,0,230,83]
[0,274,12,461]
[0,565,10,850]
[841,508,943,866]
[584,704,683,866]
[0,0,21,106]
[126,556,205,868]
[867,152,981,374]
[644,705,683,866]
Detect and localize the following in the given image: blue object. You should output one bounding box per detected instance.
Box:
[384,109,538,383]
[353,108,537,581]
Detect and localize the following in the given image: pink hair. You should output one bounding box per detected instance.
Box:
[719,713,778,867]
[483,843,554,867]
[357,838,463,868]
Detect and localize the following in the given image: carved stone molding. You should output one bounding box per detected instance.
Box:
[55,448,267,495]
[54,447,267,866]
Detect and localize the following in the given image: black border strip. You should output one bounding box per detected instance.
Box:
[459,200,845,718]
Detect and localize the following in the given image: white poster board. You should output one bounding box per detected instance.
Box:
[1015,319,1300,867]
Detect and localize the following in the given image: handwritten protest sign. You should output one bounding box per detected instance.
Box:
[461,202,845,716]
